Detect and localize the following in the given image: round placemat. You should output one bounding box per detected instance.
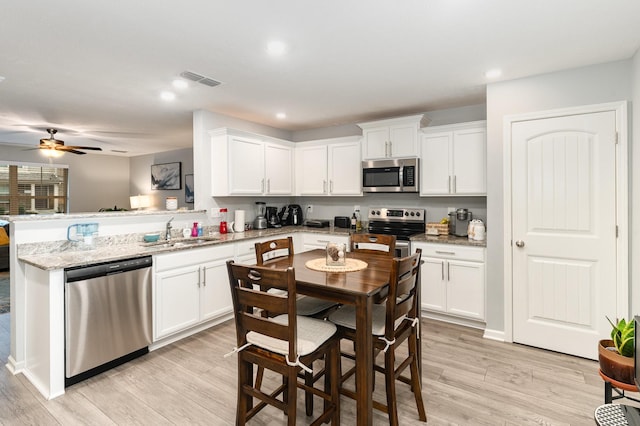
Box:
[305,257,368,273]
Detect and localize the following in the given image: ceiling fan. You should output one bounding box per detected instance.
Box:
[39,128,103,155]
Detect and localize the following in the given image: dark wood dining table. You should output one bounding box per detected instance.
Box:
[261,248,399,426]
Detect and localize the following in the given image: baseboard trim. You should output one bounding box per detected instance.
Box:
[421,310,485,330]
[483,328,506,342]
[150,314,233,351]
[5,355,23,374]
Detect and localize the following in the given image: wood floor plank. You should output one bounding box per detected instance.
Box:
[0,314,616,425]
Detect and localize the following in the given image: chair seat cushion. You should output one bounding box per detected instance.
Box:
[296,296,338,316]
[328,304,388,336]
[247,314,337,356]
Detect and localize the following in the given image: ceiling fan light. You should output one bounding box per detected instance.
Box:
[41,148,63,158]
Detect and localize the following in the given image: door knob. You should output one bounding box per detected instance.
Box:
[515,240,525,248]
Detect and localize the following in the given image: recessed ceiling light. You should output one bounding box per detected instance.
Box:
[485,68,502,79]
[276,112,287,119]
[172,79,188,89]
[160,91,176,101]
[267,40,287,56]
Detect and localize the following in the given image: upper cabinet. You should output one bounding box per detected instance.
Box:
[210,129,293,196]
[420,121,486,196]
[295,137,362,196]
[358,115,424,160]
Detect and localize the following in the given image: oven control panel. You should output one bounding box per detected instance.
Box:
[368,208,425,222]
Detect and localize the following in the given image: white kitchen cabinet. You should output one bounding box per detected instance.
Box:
[154,244,235,340]
[301,233,349,252]
[210,128,293,196]
[420,121,486,196]
[295,137,361,196]
[413,242,485,322]
[358,115,424,160]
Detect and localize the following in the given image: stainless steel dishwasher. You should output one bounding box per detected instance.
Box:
[65,256,152,387]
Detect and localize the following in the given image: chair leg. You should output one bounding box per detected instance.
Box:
[237,357,252,425]
[305,370,314,416]
[329,343,340,426]
[287,366,298,426]
[384,348,399,426]
[255,366,264,390]
[408,333,427,422]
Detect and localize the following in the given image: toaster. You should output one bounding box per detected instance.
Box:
[334,216,351,229]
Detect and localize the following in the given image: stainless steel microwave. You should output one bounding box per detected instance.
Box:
[361,158,419,193]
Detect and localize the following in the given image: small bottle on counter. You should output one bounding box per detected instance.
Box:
[355,209,362,232]
[197,223,203,237]
[351,212,357,231]
[191,222,199,237]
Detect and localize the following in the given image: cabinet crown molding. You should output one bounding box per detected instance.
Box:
[357,114,427,130]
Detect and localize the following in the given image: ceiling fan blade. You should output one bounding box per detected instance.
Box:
[65,146,102,151]
[61,149,87,155]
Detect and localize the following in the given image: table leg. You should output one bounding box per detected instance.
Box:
[355,295,373,426]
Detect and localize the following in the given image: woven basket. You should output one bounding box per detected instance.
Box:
[426,222,449,235]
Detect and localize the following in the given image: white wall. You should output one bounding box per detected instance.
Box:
[631,50,640,315]
[0,145,130,213]
[129,148,194,211]
[486,59,634,334]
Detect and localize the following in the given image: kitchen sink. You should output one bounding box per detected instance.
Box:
[141,236,219,248]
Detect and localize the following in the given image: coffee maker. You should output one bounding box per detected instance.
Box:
[265,206,281,228]
[448,208,472,237]
[286,204,304,226]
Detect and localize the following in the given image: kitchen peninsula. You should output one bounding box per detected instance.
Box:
[4,210,484,400]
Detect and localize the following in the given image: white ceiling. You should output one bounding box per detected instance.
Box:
[1,0,639,156]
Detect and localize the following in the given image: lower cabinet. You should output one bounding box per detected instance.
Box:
[413,242,485,322]
[154,244,235,340]
[300,233,349,252]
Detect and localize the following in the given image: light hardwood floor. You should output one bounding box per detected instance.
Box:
[0,314,609,425]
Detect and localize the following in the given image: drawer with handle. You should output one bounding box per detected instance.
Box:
[415,243,485,262]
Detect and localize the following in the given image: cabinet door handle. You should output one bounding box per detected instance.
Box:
[317,239,330,244]
[323,180,327,194]
[197,266,201,287]
[448,176,451,193]
[388,141,392,157]
[261,179,265,193]
[453,175,457,193]
[435,250,455,255]
[202,267,206,286]
[267,179,270,193]
[441,261,444,280]
[447,262,450,281]
[330,180,333,193]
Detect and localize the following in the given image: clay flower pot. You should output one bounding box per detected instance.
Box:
[599,339,635,385]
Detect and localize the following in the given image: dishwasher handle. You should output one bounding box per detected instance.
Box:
[66,256,152,282]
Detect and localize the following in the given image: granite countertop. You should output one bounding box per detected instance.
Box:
[18,225,484,271]
[1,209,206,222]
[410,233,487,247]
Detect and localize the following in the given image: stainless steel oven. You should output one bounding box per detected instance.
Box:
[361,158,419,193]
[367,207,426,256]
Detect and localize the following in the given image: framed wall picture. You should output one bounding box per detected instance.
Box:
[151,162,181,190]
[185,174,194,203]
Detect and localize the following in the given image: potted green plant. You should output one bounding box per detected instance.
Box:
[598,317,635,385]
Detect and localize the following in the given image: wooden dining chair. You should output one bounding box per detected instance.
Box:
[255,237,338,415]
[328,249,426,425]
[255,237,338,317]
[350,233,396,256]
[226,260,340,426]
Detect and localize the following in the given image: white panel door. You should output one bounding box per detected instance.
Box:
[511,111,617,359]
[228,136,264,195]
[329,141,361,195]
[420,133,452,195]
[200,259,232,321]
[297,145,328,195]
[452,128,486,194]
[264,143,292,195]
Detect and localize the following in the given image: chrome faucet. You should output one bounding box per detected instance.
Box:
[165,217,174,241]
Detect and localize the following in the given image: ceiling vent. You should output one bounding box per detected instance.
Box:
[179,71,221,88]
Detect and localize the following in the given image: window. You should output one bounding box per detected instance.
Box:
[0,164,68,215]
